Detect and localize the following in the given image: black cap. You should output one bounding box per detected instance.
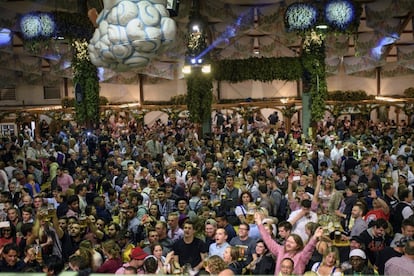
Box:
[350,236,363,244]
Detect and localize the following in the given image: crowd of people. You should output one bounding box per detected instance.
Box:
[0,109,413,275]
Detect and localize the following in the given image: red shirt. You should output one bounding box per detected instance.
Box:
[365,209,389,223]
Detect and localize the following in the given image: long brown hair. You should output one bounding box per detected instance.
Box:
[288,234,304,252]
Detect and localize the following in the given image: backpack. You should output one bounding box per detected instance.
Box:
[393,201,412,233]
[272,189,289,222]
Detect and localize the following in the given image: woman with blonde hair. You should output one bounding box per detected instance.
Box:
[75,239,103,272]
[204,255,228,275]
[222,246,243,275]
[96,239,123,273]
[310,247,341,276]
[318,177,336,214]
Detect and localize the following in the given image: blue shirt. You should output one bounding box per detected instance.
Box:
[209,242,230,258]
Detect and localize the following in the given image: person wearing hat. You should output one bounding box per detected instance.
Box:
[343,249,377,275]
[205,219,218,247]
[115,246,148,274]
[275,167,288,194]
[384,239,414,275]
[338,235,365,266]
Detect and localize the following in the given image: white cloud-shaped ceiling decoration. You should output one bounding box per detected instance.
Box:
[88,0,176,70]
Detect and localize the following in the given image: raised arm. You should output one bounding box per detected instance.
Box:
[255,212,281,258]
[287,176,294,201]
[312,175,322,207]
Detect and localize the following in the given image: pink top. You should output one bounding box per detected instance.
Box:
[57,173,74,192]
[258,223,317,275]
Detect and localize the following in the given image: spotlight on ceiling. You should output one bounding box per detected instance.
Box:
[0,28,12,46]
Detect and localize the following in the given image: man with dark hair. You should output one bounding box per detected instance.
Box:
[61,221,84,261]
[358,164,382,196]
[0,243,24,271]
[172,220,208,271]
[332,167,346,191]
[215,213,236,242]
[229,222,256,263]
[358,218,389,264]
[384,239,414,275]
[112,165,126,191]
[392,154,414,185]
[277,221,292,245]
[343,150,358,176]
[104,188,118,215]
[157,187,176,219]
[42,255,65,276]
[107,222,121,240]
[122,204,140,238]
[93,196,112,224]
[287,199,317,240]
[66,195,80,218]
[75,183,88,215]
[218,175,241,225]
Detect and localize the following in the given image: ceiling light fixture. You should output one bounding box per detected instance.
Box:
[183,0,211,74]
[0,28,12,46]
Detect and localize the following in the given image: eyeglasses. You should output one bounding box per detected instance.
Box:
[2,229,11,232]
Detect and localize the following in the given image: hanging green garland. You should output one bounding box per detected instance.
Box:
[72,39,100,126]
[186,70,213,124]
[213,57,302,83]
[301,31,327,123]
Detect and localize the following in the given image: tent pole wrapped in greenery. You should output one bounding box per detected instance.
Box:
[186,70,213,124]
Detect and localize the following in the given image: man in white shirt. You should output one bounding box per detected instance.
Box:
[392,155,414,186]
[163,147,176,168]
[331,141,344,166]
[287,199,317,241]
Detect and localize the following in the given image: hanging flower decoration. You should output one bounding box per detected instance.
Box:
[284,3,318,32]
[325,0,355,30]
[20,14,41,39]
[303,31,326,52]
[20,12,55,39]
